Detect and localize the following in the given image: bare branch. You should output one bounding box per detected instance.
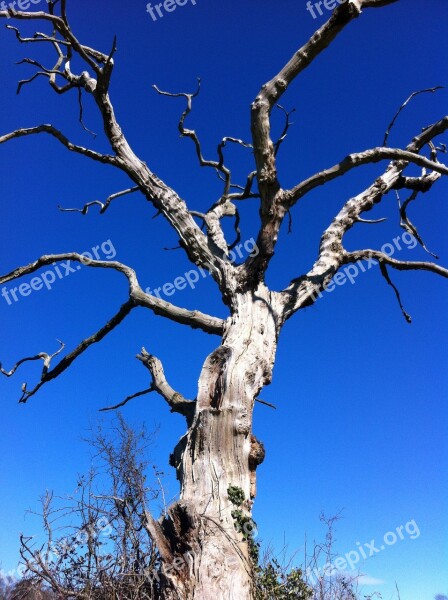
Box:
[2,301,134,403]
[379,261,412,323]
[383,86,444,146]
[15,50,69,95]
[131,288,225,335]
[5,25,70,47]
[77,87,97,137]
[153,77,201,130]
[274,105,296,156]
[335,248,448,322]
[153,83,251,256]
[6,12,113,104]
[280,116,448,321]
[397,188,439,258]
[59,186,140,215]
[255,398,277,410]
[0,340,64,378]
[408,116,448,153]
[286,208,293,234]
[153,80,213,165]
[248,0,399,279]
[0,253,137,288]
[285,146,448,206]
[137,349,196,424]
[228,171,259,201]
[344,250,448,279]
[0,124,117,165]
[191,201,238,257]
[2,8,227,283]
[356,217,387,224]
[217,136,253,162]
[99,387,154,412]
[228,208,242,251]
[251,0,399,198]
[153,79,236,198]
[397,175,439,191]
[1,8,108,72]
[0,252,225,335]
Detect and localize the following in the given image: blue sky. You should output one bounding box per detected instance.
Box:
[0,0,447,598]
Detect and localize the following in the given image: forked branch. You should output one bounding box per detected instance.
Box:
[251,0,399,202]
[344,249,448,322]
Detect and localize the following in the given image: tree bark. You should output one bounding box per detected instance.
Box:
[154,283,280,599]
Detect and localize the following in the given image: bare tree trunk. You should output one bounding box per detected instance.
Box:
[152,283,279,599]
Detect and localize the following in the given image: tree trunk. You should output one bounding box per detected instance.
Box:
[153,283,280,600]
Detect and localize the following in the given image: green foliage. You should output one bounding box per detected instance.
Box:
[227,485,246,507]
[227,486,260,565]
[254,558,312,600]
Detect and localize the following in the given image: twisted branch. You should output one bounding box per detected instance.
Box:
[378,262,412,323]
[0,340,64,378]
[397,188,439,259]
[152,80,253,212]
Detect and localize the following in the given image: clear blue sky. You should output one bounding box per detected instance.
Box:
[0,1,447,598]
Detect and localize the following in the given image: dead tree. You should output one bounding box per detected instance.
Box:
[1,1,447,598]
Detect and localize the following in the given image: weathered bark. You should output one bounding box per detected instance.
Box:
[153,283,280,599]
